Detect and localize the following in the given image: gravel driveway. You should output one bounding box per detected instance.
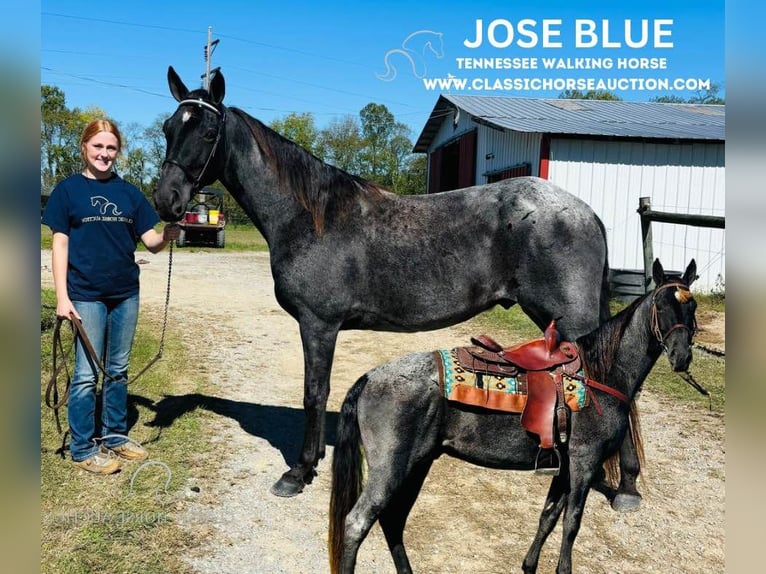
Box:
[102,250,724,573]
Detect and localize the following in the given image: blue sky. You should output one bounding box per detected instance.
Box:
[41,0,724,141]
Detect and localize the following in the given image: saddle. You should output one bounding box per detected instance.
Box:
[459,320,581,458]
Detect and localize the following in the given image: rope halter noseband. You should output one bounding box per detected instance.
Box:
[650,282,697,348]
[162,98,227,192]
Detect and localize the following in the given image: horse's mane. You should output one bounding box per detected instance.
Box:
[230,107,386,236]
[578,293,650,488]
[577,294,647,384]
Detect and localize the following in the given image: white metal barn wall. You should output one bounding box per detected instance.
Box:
[427,116,542,186]
[547,138,725,292]
[475,125,542,183]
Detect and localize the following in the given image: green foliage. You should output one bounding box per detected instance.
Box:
[270,112,323,157]
[558,89,622,100]
[41,85,111,193]
[651,83,725,104]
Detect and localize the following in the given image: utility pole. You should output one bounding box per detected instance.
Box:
[202,26,220,90]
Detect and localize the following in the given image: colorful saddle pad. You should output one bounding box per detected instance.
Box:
[435,348,588,414]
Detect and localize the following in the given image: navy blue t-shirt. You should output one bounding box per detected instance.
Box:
[42,173,160,301]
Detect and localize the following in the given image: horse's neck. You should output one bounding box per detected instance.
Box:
[221,114,305,242]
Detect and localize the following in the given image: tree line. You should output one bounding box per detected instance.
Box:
[41,83,723,222]
[41,86,428,224]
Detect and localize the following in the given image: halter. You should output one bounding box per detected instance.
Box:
[650,282,696,346]
[162,98,226,192]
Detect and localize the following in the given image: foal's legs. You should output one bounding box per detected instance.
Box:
[611,428,642,510]
[522,474,568,574]
[271,319,340,497]
[529,305,643,512]
[379,460,434,573]
[554,469,597,574]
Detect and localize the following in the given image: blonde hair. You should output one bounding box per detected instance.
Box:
[79,119,123,166]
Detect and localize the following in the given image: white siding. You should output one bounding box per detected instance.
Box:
[427,108,476,151]
[548,139,725,292]
[476,127,542,182]
[428,112,542,186]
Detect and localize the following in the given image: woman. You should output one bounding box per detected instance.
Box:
[42,119,179,475]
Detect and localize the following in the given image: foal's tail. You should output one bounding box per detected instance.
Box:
[328,374,368,574]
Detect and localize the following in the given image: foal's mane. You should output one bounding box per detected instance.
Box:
[230,107,385,236]
[577,294,646,384]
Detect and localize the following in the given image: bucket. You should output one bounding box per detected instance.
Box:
[197,212,208,224]
[209,210,220,225]
[185,212,198,223]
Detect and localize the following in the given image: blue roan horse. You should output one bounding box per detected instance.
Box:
[154,66,638,499]
[328,259,698,574]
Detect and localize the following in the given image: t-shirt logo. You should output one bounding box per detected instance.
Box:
[91,195,123,216]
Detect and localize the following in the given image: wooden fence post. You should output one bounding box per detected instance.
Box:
[636,197,725,294]
[638,197,654,292]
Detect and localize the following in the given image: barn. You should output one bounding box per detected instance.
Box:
[413,95,725,293]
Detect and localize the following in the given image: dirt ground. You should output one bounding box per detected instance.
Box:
[46,249,725,573]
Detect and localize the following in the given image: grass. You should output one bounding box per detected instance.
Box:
[41,223,269,253]
[41,288,217,574]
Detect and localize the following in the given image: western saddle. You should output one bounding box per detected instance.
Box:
[461,319,582,474]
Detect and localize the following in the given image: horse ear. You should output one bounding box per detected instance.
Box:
[167,66,189,102]
[652,258,665,287]
[209,70,225,104]
[682,259,698,286]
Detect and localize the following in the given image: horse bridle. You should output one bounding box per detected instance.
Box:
[162,98,227,192]
[650,282,697,346]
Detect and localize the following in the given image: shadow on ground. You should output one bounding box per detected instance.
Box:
[133,393,338,468]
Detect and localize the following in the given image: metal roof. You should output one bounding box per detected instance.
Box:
[413,95,725,152]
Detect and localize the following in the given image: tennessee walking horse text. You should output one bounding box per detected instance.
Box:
[328,259,698,574]
[153,66,639,500]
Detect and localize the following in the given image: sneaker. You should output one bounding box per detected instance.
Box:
[109,441,148,461]
[73,451,121,475]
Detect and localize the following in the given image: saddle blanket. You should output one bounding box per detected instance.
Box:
[435,348,588,414]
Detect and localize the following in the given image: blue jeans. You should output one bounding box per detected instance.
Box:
[69,295,139,461]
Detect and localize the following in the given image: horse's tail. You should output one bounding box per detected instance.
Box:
[328,374,368,574]
[603,401,646,486]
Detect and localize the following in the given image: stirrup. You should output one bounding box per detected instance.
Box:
[534,447,560,476]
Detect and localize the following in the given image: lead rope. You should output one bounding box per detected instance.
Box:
[45,239,175,437]
[128,238,174,382]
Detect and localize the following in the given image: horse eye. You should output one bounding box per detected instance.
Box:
[203,128,217,141]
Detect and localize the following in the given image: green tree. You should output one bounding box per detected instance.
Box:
[270,112,323,158]
[651,83,725,105]
[395,154,428,195]
[41,85,108,193]
[142,114,171,192]
[318,115,364,173]
[359,103,395,181]
[558,89,622,100]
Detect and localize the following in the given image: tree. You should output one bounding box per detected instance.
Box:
[558,89,622,100]
[270,112,323,158]
[41,86,109,193]
[395,154,428,195]
[142,114,171,192]
[359,103,396,181]
[651,83,725,105]
[318,115,364,173]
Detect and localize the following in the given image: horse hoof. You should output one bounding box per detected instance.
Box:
[270,474,305,498]
[612,493,642,512]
